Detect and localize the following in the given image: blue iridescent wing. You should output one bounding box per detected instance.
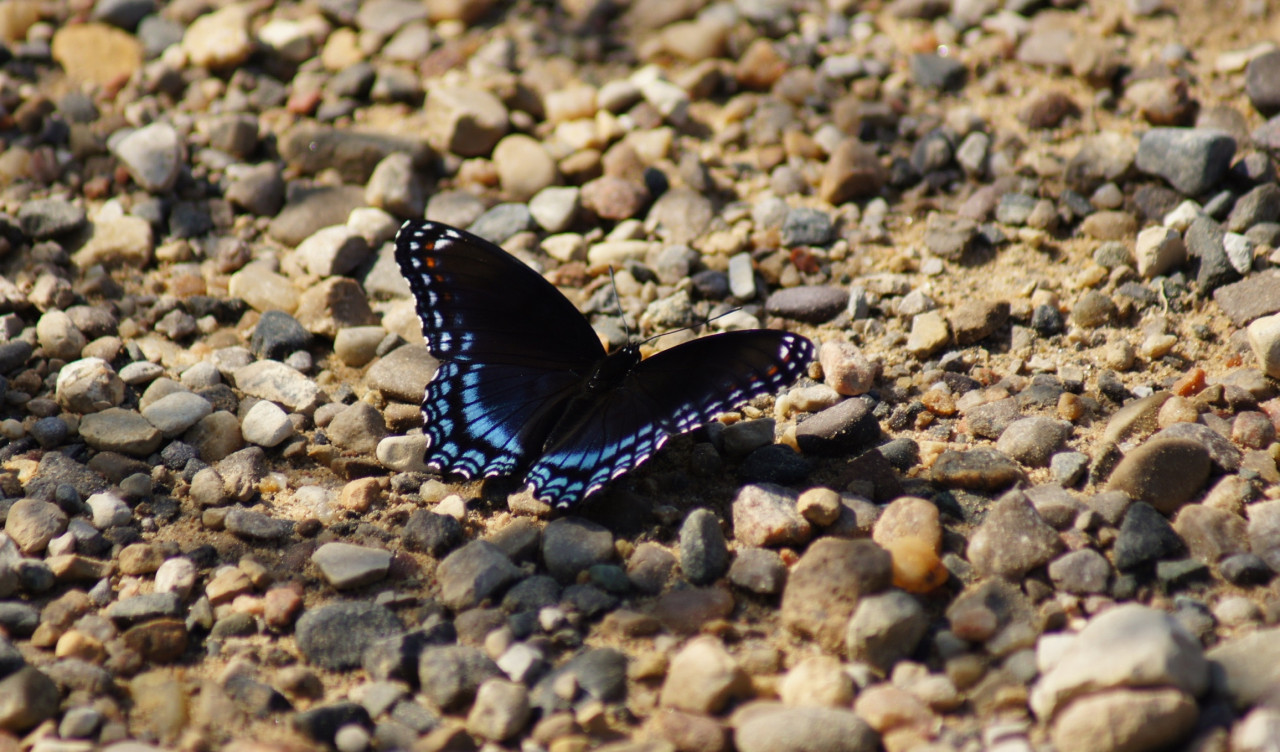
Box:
[394,220,606,478]
[524,331,815,508]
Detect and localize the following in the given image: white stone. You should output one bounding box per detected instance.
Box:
[234,360,322,413]
[257,18,316,63]
[529,187,580,233]
[1224,232,1256,274]
[376,435,430,473]
[86,491,132,529]
[1233,707,1280,752]
[1030,603,1209,720]
[587,240,652,267]
[75,216,154,267]
[1161,200,1202,231]
[155,557,197,598]
[497,643,545,684]
[110,123,183,193]
[1247,312,1280,379]
[241,400,294,447]
[347,207,399,247]
[540,233,585,262]
[1134,225,1186,279]
[728,253,756,299]
[184,5,253,69]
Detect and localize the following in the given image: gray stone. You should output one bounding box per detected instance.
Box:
[437,540,522,610]
[727,547,787,594]
[967,490,1063,577]
[1106,438,1212,514]
[141,391,212,438]
[1048,549,1112,594]
[312,542,392,589]
[542,517,614,582]
[1135,128,1236,196]
[55,357,124,413]
[18,199,87,239]
[365,345,436,403]
[0,667,60,733]
[996,416,1073,467]
[224,508,294,541]
[679,509,729,585]
[418,645,502,710]
[1206,626,1280,708]
[845,590,928,670]
[297,602,404,670]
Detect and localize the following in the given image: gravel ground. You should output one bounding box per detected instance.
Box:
[2,0,1280,750]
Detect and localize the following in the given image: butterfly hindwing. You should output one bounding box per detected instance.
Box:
[420,361,582,478]
[524,331,816,507]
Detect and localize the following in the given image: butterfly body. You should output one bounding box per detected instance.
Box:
[395,220,815,508]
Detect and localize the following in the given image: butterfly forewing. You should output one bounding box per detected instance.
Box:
[395,220,605,367]
[524,331,815,507]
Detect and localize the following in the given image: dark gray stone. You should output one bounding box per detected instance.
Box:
[468,203,533,245]
[1114,502,1185,570]
[18,199,87,239]
[679,509,729,585]
[402,510,463,557]
[764,286,850,323]
[794,397,880,456]
[1135,128,1236,196]
[1186,215,1241,294]
[249,310,312,360]
[417,645,501,710]
[296,602,404,671]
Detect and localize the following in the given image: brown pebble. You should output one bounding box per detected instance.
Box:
[338,477,384,513]
[886,537,949,594]
[1023,90,1079,129]
[653,587,734,634]
[820,139,886,205]
[1171,368,1207,396]
[264,585,304,630]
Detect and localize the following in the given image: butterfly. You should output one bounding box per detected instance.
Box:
[394,220,816,509]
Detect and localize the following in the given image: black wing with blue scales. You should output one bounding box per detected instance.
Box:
[395,221,602,480]
[524,331,815,505]
[394,219,816,509]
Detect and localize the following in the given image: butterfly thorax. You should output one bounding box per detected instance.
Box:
[540,344,642,452]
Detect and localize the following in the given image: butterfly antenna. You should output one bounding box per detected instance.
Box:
[608,266,633,341]
[637,307,745,348]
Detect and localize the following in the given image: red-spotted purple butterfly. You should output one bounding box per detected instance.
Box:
[394,220,815,508]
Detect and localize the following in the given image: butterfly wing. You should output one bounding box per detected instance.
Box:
[523,331,816,507]
[395,220,606,478]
